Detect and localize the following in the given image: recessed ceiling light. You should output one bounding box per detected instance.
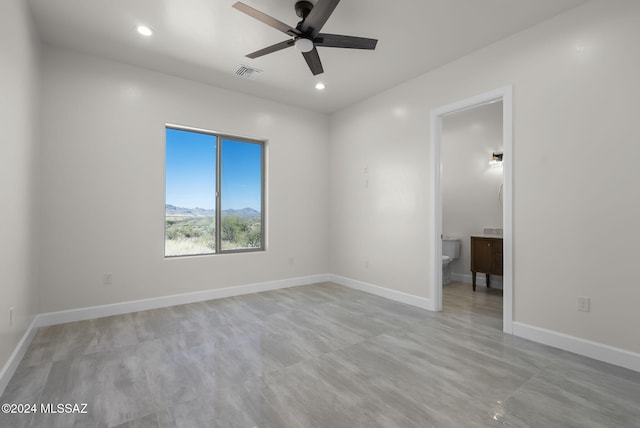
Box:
[136,25,153,37]
[315,83,325,90]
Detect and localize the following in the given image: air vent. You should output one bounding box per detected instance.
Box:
[235,65,263,80]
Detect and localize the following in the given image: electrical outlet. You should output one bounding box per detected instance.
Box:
[9,307,14,326]
[578,297,590,312]
[289,257,294,265]
[103,273,113,285]
[365,260,369,268]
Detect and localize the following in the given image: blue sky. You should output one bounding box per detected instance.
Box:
[165,128,262,211]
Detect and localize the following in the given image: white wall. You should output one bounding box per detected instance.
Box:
[38,47,329,312]
[442,102,503,283]
[0,0,41,369]
[330,0,640,354]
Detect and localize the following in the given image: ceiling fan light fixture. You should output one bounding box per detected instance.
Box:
[295,38,314,53]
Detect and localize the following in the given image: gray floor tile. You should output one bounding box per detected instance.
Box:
[29,346,155,428]
[0,363,51,428]
[20,314,138,368]
[1,281,638,427]
[111,412,161,428]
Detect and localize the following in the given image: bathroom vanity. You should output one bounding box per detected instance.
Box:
[470,235,503,291]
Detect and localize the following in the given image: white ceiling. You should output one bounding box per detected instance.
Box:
[27,0,585,113]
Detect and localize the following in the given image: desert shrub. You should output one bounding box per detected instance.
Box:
[166,214,261,253]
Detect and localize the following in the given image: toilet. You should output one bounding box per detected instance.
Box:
[442,237,461,285]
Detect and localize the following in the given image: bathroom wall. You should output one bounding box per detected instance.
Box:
[442,102,503,287]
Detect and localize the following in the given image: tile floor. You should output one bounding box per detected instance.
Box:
[1,281,639,427]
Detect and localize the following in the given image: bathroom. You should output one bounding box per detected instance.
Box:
[441,100,504,312]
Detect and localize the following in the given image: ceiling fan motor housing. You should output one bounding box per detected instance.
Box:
[295,1,314,19]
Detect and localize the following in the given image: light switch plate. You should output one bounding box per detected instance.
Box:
[578,297,590,312]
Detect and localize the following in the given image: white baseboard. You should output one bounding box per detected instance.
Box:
[332,275,640,373]
[0,317,39,397]
[513,322,640,373]
[329,274,434,311]
[0,274,330,396]
[35,274,330,328]
[4,275,639,397]
[450,272,503,289]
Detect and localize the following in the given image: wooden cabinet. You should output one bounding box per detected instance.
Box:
[470,236,503,291]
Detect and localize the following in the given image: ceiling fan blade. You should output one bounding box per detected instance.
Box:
[299,0,340,37]
[302,47,324,75]
[315,33,378,50]
[246,39,295,59]
[232,2,300,37]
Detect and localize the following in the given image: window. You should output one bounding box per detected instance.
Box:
[165,126,264,257]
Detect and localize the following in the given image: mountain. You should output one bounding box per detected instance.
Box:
[165,205,260,218]
[222,208,261,218]
[165,205,215,217]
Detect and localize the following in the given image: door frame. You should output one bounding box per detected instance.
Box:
[429,86,513,334]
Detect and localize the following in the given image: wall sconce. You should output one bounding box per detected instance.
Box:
[489,152,503,167]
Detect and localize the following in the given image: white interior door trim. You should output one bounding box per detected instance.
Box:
[430,85,513,334]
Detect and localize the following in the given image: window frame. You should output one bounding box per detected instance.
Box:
[165,123,266,257]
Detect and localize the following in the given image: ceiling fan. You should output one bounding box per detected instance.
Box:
[232,0,378,75]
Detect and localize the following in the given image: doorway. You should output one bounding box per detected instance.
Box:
[430,86,513,334]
